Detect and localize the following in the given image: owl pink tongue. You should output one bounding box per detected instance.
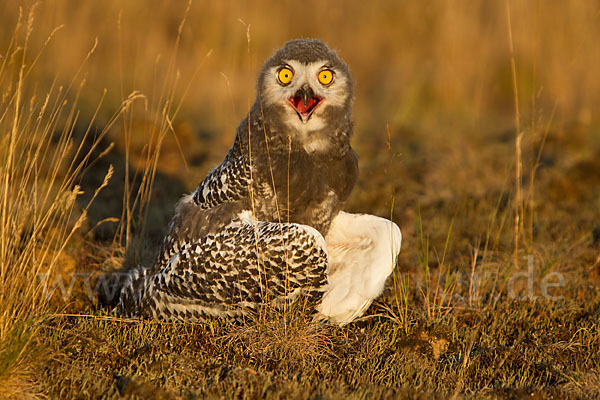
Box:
[291,95,320,114]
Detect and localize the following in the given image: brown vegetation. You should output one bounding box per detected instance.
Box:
[1,1,599,398]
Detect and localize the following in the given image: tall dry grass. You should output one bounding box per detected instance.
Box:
[0,7,99,395]
[0,3,215,396]
[0,6,141,396]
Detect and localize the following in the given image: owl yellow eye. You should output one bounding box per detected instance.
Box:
[277,67,294,85]
[318,69,334,85]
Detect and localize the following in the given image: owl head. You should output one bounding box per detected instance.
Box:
[256,39,354,149]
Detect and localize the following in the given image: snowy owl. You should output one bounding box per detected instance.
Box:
[117,39,402,326]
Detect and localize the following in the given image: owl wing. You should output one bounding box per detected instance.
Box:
[151,134,253,278]
[117,213,329,321]
[192,135,250,209]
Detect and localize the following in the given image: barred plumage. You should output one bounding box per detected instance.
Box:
[192,136,250,209]
[118,212,328,321]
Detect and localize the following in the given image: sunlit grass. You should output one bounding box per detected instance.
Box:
[0,7,107,395]
[0,6,140,396]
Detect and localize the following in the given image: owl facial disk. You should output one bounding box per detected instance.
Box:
[260,57,349,131]
[286,84,324,123]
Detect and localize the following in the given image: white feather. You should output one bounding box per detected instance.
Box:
[317,212,402,326]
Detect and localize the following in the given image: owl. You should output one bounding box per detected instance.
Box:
[117,39,402,326]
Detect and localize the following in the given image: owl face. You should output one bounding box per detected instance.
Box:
[257,40,353,135]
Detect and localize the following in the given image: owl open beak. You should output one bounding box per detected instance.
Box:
[287,84,323,123]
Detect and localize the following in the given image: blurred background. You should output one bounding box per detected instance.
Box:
[1,0,599,269]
